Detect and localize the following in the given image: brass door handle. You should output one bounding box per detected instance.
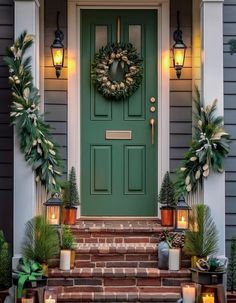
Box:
[149,118,156,145]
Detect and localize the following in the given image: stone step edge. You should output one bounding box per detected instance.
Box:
[71,226,172,233]
[49,267,191,278]
[57,291,180,302]
[75,243,157,253]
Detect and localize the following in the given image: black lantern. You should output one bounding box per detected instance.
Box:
[44,193,63,225]
[171,11,187,79]
[51,11,64,78]
[175,196,191,231]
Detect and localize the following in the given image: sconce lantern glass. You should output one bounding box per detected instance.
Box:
[172,11,187,79]
[44,194,63,226]
[51,11,64,78]
[175,196,191,231]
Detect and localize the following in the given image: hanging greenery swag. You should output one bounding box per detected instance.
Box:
[4,31,63,193]
[91,43,143,100]
[175,88,230,198]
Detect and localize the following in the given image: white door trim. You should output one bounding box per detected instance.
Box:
[67,0,170,216]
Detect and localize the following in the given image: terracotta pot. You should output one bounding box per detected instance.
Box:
[70,250,76,269]
[161,208,174,226]
[64,207,77,225]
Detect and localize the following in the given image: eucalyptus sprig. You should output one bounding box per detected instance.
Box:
[175,88,230,198]
[4,31,63,193]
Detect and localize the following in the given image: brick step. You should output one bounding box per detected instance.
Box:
[48,268,190,299]
[50,243,191,268]
[227,293,236,303]
[57,291,181,302]
[71,220,171,244]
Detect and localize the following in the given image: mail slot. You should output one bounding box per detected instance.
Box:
[105,130,132,140]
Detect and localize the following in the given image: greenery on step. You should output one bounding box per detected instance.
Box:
[184,204,219,257]
[158,172,176,208]
[0,231,12,290]
[21,215,60,264]
[63,166,80,208]
[228,237,236,291]
[4,31,63,193]
[175,88,230,198]
[60,225,75,250]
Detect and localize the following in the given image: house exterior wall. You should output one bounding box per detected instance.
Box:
[223,0,236,255]
[44,0,68,178]
[170,0,192,174]
[0,0,14,244]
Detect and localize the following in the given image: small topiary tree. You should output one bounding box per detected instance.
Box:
[228,237,236,292]
[158,172,176,208]
[0,230,12,290]
[69,167,80,207]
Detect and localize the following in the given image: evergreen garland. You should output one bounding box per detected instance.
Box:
[91,43,143,100]
[158,172,176,208]
[228,237,236,291]
[0,231,12,290]
[175,89,230,198]
[4,31,63,193]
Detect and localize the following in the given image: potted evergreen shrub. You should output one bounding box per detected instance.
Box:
[21,215,60,276]
[0,231,11,303]
[158,172,176,226]
[60,225,76,270]
[184,204,219,268]
[63,167,80,225]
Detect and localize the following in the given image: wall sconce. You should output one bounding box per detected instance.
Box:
[174,196,191,231]
[44,193,63,225]
[51,11,64,78]
[172,11,187,79]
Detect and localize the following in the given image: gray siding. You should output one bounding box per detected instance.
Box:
[44,0,68,177]
[224,0,236,256]
[170,0,192,174]
[0,0,14,244]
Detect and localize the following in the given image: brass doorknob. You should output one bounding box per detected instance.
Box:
[149,118,156,145]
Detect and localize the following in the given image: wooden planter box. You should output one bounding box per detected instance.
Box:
[190,268,225,285]
[227,292,236,303]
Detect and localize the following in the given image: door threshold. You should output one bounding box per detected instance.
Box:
[80,216,159,221]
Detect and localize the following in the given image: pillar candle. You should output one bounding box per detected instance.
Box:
[182,284,196,303]
[60,249,71,270]
[168,248,180,270]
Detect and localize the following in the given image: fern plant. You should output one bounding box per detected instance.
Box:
[184,204,219,257]
[21,216,60,264]
[228,237,236,292]
[0,231,12,290]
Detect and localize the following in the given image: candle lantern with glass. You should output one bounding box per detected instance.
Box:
[44,194,63,226]
[174,196,191,231]
[44,287,57,303]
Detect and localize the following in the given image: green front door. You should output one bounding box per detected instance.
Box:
[81,10,157,216]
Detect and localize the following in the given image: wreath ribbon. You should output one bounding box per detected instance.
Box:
[15,258,43,298]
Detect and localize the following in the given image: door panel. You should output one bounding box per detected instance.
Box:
[81,10,157,216]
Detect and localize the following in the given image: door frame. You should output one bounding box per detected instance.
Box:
[67,0,170,217]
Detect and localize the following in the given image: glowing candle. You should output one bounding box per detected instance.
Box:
[202,293,215,303]
[45,295,56,303]
[178,216,188,229]
[182,284,196,303]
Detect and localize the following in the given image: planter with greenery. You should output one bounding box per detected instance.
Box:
[0,231,11,302]
[21,216,60,276]
[60,225,76,270]
[158,172,176,226]
[184,204,219,268]
[63,167,80,225]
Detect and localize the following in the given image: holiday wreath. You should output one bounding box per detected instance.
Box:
[175,88,230,198]
[4,31,63,193]
[91,43,143,100]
